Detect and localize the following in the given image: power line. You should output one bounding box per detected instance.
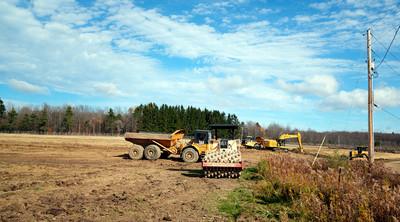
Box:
[372,49,400,77]
[374,104,400,121]
[375,25,400,70]
[383,60,400,77]
[371,33,400,62]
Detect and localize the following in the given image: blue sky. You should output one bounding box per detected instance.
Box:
[1,0,400,132]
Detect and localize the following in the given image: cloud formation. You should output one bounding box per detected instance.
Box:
[8,79,49,94]
[0,0,399,131]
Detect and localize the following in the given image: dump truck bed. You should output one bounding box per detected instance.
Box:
[124,132,171,140]
[124,129,185,148]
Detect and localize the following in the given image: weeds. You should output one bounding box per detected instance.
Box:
[325,150,349,169]
[219,153,400,221]
[218,188,254,221]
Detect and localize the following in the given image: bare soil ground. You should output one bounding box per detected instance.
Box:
[0,134,264,222]
[0,134,399,221]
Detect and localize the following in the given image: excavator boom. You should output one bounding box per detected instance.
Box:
[277,132,303,153]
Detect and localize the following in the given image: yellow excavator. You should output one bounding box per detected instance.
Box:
[254,132,303,153]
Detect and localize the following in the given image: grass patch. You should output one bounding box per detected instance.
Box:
[219,153,400,221]
[325,150,349,169]
[218,188,254,221]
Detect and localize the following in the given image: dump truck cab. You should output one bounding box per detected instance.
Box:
[179,130,214,163]
[193,130,212,145]
[181,124,240,163]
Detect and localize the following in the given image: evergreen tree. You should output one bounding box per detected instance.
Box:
[7,107,18,132]
[19,114,32,131]
[61,106,73,133]
[130,103,240,134]
[0,98,5,119]
[38,106,48,133]
[133,105,144,132]
[30,113,38,133]
[105,108,116,134]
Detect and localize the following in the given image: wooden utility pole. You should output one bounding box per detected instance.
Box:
[367,28,375,163]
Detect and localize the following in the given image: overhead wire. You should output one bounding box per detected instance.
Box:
[374,104,400,121]
[372,49,400,78]
[375,25,400,70]
[371,33,400,62]
[342,34,365,131]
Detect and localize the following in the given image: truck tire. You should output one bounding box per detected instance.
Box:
[181,147,199,163]
[144,144,161,160]
[128,144,144,160]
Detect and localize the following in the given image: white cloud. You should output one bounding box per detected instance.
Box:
[0,0,399,126]
[32,0,74,17]
[192,1,245,15]
[309,0,341,11]
[375,87,400,107]
[278,75,339,96]
[8,79,49,94]
[321,87,400,110]
[293,15,317,23]
[93,82,124,97]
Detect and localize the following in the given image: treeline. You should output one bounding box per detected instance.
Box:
[0,99,239,135]
[0,98,399,149]
[244,122,400,150]
[133,103,240,134]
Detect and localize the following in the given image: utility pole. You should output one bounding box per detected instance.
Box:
[367,28,375,163]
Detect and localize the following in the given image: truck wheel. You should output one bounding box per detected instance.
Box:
[144,144,161,160]
[128,144,144,160]
[181,148,199,163]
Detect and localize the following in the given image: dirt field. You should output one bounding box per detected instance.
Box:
[0,134,265,222]
[0,134,399,221]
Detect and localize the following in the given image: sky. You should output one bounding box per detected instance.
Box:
[1,0,400,132]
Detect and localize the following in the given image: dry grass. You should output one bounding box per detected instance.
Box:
[282,143,400,161]
[220,153,400,221]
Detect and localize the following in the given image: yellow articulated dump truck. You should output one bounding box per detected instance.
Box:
[124,129,217,163]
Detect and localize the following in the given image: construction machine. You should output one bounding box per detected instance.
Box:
[349,146,369,160]
[202,124,243,178]
[242,135,257,148]
[124,124,243,163]
[255,132,303,153]
[124,129,215,163]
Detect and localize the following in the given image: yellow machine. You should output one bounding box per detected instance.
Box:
[242,136,257,148]
[124,129,214,163]
[181,129,217,162]
[255,132,303,153]
[349,146,369,160]
[124,124,238,163]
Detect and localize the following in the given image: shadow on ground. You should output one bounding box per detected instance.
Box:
[167,168,204,178]
[113,154,130,159]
